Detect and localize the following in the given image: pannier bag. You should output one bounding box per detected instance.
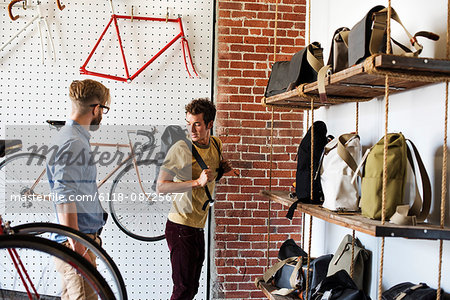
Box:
[320,133,362,212]
[317,27,350,102]
[348,5,439,66]
[306,254,334,300]
[359,133,431,225]
[286,121,328,220]
[327,234,369,291]
[278,238,308,260]
[327,27,350,73]
[265,42,324,97]
[311,270,369,300]
[262,239,309,296]
[382,282,450,300]
[262,257,306,296]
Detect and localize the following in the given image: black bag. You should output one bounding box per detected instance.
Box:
[152,125,187,190]
[286,121,328,219]
[265,42,324,97]
[327,27,350,73]
[0,139,22,157]
[348,5,439,66]
[311,270,369,300]
[382,282,450,300]
[278,239,308,260]
[307,254,334,300]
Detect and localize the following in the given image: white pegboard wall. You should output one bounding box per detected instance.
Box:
[0,0,213,298]
[0,0,213,130]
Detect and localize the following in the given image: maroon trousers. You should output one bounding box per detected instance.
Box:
[165,220,205,300]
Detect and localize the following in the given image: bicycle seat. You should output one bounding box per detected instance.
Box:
[46,120,66,129]
[0,139,22,157]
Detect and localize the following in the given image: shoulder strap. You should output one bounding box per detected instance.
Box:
[262,256,303,295]
[371,7,439,57]
[210,136,222,159]
[337,134,362,177]
[390,139,431,225]
[210,137,225,182]
[183,139,215,211]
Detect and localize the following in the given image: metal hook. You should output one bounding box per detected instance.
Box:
[22,0,26,10]
[131,5,134,22]
[166,7,169,22]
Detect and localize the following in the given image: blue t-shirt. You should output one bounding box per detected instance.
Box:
[46,119,106,242]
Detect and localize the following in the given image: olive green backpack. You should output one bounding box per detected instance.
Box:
[358,133,431,225]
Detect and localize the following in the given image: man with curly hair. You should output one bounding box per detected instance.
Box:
[157,98,232,300]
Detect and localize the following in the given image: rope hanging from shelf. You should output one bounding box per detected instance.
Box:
[378,1,392,299]
[351,104,359,279]
[304,2,314,299]
[437,1,449,298]
[266,0,279,270]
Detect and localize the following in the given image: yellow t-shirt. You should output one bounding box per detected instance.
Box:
[161,136,222,228]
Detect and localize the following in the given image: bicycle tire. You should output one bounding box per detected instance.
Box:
[0,152,54,223]
[109,159,170,242]
[12,222,127,300]
[0,234,115,299]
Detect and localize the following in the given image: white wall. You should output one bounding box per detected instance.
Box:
[305,0,450,298]
[0,0,214,298]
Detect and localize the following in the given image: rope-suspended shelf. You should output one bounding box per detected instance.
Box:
[263,54,450,108]
[258,0,449,299]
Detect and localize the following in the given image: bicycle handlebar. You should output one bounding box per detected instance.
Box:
[8,0,22,21]
[56,0,65,11]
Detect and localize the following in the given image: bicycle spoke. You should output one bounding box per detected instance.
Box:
[110,160,170,241]
[0,153,54,224]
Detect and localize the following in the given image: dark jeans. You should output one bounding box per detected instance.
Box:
[165,220,205,300]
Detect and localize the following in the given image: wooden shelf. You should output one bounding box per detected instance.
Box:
[262,54,450,109]
[261,190,450,240]
[255,278,298,300]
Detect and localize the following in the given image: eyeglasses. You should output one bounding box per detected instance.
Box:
[90,104,110,114]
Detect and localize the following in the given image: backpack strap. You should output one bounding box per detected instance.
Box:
[210,136,225,182]
[390,140,431,225]
[183,139,215,211]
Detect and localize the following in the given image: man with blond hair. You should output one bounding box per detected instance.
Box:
[46,79,110,299]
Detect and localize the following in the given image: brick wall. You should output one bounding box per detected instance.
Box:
[214,0,307,298]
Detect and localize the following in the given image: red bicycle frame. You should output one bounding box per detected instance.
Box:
[80,15,199,82]
[0,217,40,299]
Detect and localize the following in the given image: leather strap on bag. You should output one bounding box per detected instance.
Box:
[318,134,361,178]
[371,7,439,57]
[337,134,362,177]
[262,256,303,296]
[390,140,431,225]
[183,139,215,211]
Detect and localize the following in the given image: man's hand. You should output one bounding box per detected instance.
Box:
[197,167,214,187]
[73,244,94,265]
[220,159,233,174]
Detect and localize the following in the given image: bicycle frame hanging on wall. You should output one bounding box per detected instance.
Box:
[80,14,199,83]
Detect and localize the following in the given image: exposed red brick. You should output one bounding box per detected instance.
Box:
[216,0,306,298]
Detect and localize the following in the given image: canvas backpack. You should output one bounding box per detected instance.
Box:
[286,121,328,219]
[320,133,362,212]
[358,133,431,225]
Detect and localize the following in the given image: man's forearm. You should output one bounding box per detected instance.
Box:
[157,179,201,194]
[56,202,93,263]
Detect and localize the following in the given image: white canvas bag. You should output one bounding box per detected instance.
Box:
[320,134,362,211]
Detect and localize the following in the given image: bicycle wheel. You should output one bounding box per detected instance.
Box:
[12,222,127,300]
[0,235,115,299]
[109,159,171,242]
[0,152,54,224]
